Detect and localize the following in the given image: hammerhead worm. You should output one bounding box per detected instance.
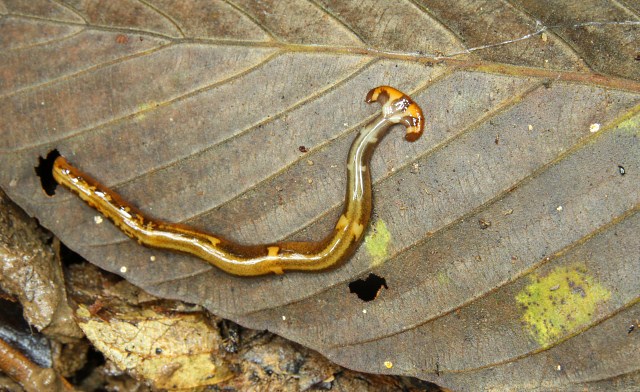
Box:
[52,86,424,276]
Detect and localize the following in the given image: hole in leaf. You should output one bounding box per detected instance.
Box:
[349,273,388,302]
[35,149,60,196]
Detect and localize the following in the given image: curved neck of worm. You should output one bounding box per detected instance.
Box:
[346,115,392,203]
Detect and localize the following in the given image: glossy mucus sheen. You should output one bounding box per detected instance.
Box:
[52,86,425,276]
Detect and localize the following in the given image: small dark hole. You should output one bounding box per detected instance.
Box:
[68,346,106,386]
[59,241,85,266]
[218,319,240,353]
[35,149,61,196]
[349,273,388,302]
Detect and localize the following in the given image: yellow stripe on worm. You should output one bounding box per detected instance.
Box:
[52,86,425,276]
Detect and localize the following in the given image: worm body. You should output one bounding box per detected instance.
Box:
[53,86,424,276]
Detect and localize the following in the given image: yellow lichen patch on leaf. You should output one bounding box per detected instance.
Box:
[364,220,391,267]
[516,264,611,347]
[75,305,232,389]
[615,112,640,135]
[436,271,451,285]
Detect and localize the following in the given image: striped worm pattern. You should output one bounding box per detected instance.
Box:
[53,86,424,276]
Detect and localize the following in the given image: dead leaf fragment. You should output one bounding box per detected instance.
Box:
[0,190,82,341]
[75,305,232,390]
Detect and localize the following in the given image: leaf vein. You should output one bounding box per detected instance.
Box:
[305,0,367,45]
[222,0,277,42]
[137,0,186,38]
[50,0,88,24]
[0,40,170,101]
[2,19,85,52]
[6,47,280,153]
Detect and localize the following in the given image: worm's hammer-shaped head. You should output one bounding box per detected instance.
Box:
[366,86,424,142]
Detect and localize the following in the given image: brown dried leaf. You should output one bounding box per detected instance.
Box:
[0,190,82,341]
[67,263,441,391]
[75,304,232,389]
[1,1,639,390]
